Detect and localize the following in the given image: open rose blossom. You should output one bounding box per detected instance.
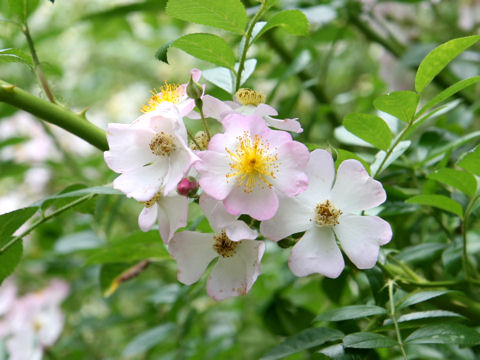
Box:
[168,194,264,301]
[194,113,309,220]
[201,89,303,133]
[260,149,392,278]
[104,102,199,202]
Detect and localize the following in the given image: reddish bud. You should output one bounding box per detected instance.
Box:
[177,176,199,197]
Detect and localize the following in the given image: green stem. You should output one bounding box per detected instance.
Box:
[0,194,95,254]
[0,80,108,151]
[196,99,211,141]
[388,280,408,360]
[235,2,267,93]
[22,23,56,103]
[186,128,201,150]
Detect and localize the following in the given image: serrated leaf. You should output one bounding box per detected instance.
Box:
[428,168,477,197]
[122,323,177,356]
[417,76,480,117]
[255,9,309,40]
[166,0,247,34]
[458,146,480,176]
[171,33,236,69]
[343,113,392,151]
[406,194,463,217]
[0,48,33,68]
[85,230,170,265]
[315,305,387,322]
[398,290,452,309]
[415,35,480,93]
[406,323,480,346]
[260,327,344,360]
[343,332,397,349]
[374,91,419,123]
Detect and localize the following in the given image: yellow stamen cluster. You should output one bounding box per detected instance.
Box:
[190,130,209,150]
[225,132,278,193]
[213,231,239,258]
[140,191,162,208]
[314,200,342,226]
[149,132,176,156]
[141,81,184,113]
[235,88,266,106]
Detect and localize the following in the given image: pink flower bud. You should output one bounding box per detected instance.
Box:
[177,176,199,197]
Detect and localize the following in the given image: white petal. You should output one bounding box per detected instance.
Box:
[254,104,278,117]
[163,146,198,195]
[304,149,336,201]
[207,240,265,301]
[157,194,189,244]
[223,185,278,221]
[260,195,313,241]
[264,116,303,133]
[334,214,392,269]
[202,95,232,120]
[113,162,168,202]
[289,226,344,278]
[225,220,257,241]
[168,231,217,285]
[104,124,156,173]
[199,194,236,231]
[138,205,158,232]
[330,160,386,213]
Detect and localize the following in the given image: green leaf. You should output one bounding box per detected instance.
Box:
[334,149,370,174]
[260,327,344,360]
[122,323,177,356]
[154,40,173,64]
[395,243,446,265]
[0,207,37,284]
[406,194,463,217]
[0,48,33,68]
[314,305,387,322]
[415,35,480,93]
[406,324,480,346]
[373,91,419,123]
[99,263,131,296]
[255,10,309,40]
[0,207,38,241]
[428,168,477,197]
[166,0,247,34]
[395,310,464,323]
[262,0,277,10]
[398,290,452,309]
[343,113,392,151]
[171,33,236,69]
[458,146,480,176]
[85,230,170,265]
[417,76,480,117]
[0,239,22,285]
[343,332,397,349]
[7,0,25,22]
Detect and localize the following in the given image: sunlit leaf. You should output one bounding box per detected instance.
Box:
[458,146,480,176]
[254,9,309,40]
[415,35,480,93]
[343,113,392,151]
[374,91,419,123]
[398,290,452,309]
[315,305,387,322]
[428,168,477,197]
[406,324,480,346]
[406,194,463,217]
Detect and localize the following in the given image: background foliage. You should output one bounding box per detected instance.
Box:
[1,0,480,359]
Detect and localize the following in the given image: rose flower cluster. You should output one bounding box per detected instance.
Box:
[104,70,392,301]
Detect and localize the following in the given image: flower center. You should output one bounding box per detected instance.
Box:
[149,132,176,156]
[225,132,278,193]
[141,81,185,113]
[139,191,161,208]
[213,231,239,258]
[235,88,265,106]
[314,200,342,226]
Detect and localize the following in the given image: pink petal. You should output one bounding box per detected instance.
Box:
[207,240,265,301]
[225,220,257,241]
[202,95,233,120]
[104,124,156,173]
[190,68,202,82]
[138,205,158,232]
[271,140,309,197]
[223,185,279,221]
[113,161,168,202]
[304,149,335,201]
[196,151,235,200]
[289,226,344,278]
[157,194,189,244]
[330,160,386,213]
[334,214,392,269]
[260,195,313,241]
[199,194,237,231]
[168,231,217,285]
[163,147,198,196]
[254,104,278,117]
[264,116,303,133]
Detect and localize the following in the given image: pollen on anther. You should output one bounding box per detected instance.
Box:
[213,231,239,258]
[141,81,185,113]
[314,200,342,226]
[149,132,176,156]
[235,88,266,106]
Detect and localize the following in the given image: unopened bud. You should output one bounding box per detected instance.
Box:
[177,176,199,197]
[186,76,203,100]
